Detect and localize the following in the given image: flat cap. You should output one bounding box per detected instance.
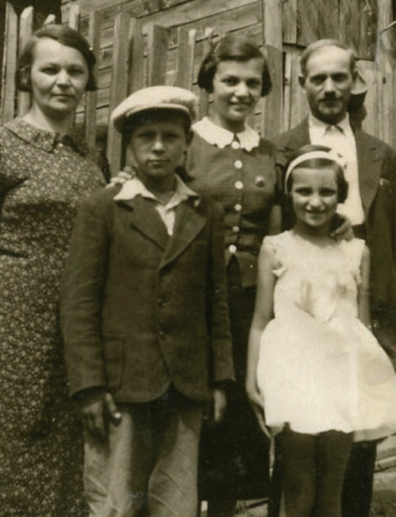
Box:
[111,86,198,133]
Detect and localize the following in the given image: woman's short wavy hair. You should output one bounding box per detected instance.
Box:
[197,35,272,97]
[16,24,97,92]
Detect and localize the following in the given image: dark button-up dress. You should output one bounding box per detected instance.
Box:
[186,122,279,499]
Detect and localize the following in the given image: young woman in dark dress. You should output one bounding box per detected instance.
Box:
[185,36,280,517]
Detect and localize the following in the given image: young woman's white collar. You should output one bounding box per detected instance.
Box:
[193,116,260,151]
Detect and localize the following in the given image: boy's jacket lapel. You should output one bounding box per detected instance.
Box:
[161,199,206,267]
[117,196,169,250]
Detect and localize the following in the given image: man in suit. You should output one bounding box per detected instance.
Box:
[270,39,396,517]
[61,86,234,517]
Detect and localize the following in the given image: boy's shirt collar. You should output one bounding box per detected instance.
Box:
[193,116,260,151]
[113,173,200,208]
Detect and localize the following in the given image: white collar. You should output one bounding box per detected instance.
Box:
[309,113,353,138]
[193,116,260,151]
[114,174,200,207]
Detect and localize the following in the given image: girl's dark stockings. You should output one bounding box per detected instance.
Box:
[277,428,353,517]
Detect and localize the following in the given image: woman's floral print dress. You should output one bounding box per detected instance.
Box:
[0,118,106,516]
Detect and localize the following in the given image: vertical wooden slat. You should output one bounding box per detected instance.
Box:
[359,0,378,60]
[297,0,319,46]
[339,1,360,54]
[289,52,309,129]
[17,6,33,117]
[360,60,378,138]
[318,0,339,39]
[84,10,100,149]
[147,24,170,86]
[282,0,297,44]
[261,46,283,138]
[261,0,283,137]
[124,18,144,168]
[376,2,393,145]
[106,13,130,174]
[262,0,282,49]
[68,3,80,30]
[198,27,214,119]
[175,28,196,90]
[128,18,144,93]
[283,52,293,131]
[377,18,396,147]
[1,3,18,125]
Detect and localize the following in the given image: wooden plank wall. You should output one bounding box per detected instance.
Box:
[61,1,394,148]
[3,1,396,167]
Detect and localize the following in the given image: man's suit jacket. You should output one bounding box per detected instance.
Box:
[272,118,396,355]
[61,186,234,403]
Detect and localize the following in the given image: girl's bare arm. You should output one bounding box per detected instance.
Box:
[246,239,277,434]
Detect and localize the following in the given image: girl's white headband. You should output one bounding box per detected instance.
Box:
[284,150,347,192]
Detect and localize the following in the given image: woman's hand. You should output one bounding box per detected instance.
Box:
[106,165,135,188]
[330,214,354,242]
[212,388,227,423]
[77,389,121,440]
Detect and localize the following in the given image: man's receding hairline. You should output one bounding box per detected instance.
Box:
[301,42,356,77]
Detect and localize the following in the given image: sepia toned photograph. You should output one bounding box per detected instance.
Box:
[1,1,396,516]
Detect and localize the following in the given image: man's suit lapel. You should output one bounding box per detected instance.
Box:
[116,196,169,249]
[276,119,310,169]
[354,129,382,217]
[283,119,310,151]
[161,200,206,267]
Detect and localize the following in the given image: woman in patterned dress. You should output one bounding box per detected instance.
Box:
[0,25,108,516]
[185,36,279,517]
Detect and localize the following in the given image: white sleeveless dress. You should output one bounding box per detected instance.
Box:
[257,231,396,441]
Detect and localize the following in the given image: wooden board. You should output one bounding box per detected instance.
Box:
[360,60,379,138]
[17,6,33,117]
[297,0,318,46]
[282,0,297,44]
[318,0,338,40]
[261,45,283,137]
[261,0,282,49]
[358,0,378,60]
[106,12,131,174]
[339,0,360,54]
[84,10,101,149]
[175,27,196,89]
[1,3,18,125]
[146,24,170,86]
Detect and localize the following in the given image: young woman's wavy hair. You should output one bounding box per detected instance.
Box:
[197,35,272,97]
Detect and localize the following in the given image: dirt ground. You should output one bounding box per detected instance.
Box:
[372,468,396,516]
[200,466,396,517]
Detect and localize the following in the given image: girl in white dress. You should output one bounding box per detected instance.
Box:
[246,145,396,517]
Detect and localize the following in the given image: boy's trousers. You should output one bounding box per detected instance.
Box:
[84,388,204,517]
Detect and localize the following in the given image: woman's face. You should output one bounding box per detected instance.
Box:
[211,58,263,131]
[29,37,89,119]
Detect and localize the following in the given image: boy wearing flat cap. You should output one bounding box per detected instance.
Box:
[61,86,234,517]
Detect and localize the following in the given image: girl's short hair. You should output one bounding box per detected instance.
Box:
[197,35,272,97]
[16,24,97,92]
[285,144,349,203]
